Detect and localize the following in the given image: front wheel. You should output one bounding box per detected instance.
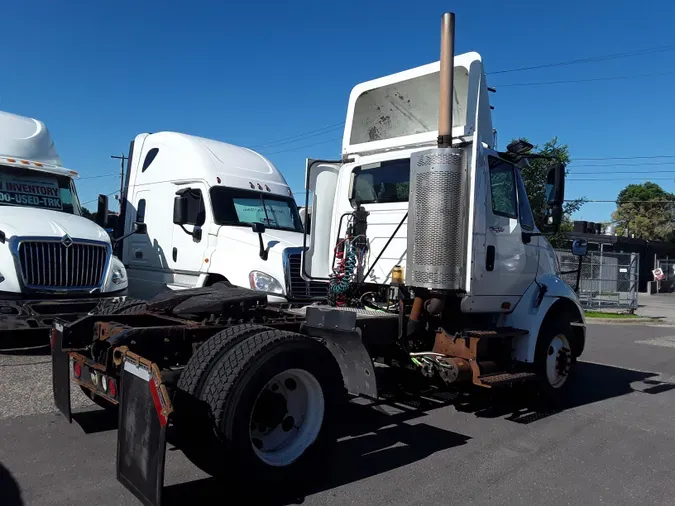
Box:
[199,329,347,483]
[534,318,575,400]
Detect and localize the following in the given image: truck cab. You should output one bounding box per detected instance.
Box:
[303,51,585,365]
[117,132,326,303]
[0,110,129,348]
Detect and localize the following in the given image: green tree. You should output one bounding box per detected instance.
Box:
[611,182,675,240]
[81,207,97,222]
[515,137,585,248]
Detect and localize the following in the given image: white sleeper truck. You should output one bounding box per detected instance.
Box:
[0,110,134,350]
[114,132,326,303]
[50,12,587,504]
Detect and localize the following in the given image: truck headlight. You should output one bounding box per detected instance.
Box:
[111,259,127,285]
[249,271,284,294]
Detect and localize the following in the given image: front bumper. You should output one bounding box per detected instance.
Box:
[0,290,128,350]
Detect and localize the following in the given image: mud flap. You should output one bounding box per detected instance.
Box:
[302,306,378,399]
[116,352,173,506]
[51,320,72,423]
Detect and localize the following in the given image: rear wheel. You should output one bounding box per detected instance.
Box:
[198,330,346,483]
[174,325,272,472]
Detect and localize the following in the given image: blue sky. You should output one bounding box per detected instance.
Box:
[2,0,674,222]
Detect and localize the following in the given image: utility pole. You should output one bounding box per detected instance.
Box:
[110,153,127,212]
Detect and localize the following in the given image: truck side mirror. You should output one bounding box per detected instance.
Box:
[96,194,109,228]
[571,239,588,257]
[251,223,266,234]
[546,162,565,206]
[173,195,189,225]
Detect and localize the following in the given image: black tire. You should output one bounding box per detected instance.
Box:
[173,325,273,471]
[534,317,575,402]
[177,324,271,398]
[198,330,346,484]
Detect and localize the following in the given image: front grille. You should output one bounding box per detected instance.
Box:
[17,240,108,290]
[286,251,328,300]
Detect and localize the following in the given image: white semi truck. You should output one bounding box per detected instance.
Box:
[51,12,587,504]
[0,110,136,350]
[113,132,326,303]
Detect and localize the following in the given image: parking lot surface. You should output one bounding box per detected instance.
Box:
[2,323,675,505]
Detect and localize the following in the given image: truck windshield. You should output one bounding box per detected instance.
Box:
[0,165,82,215]
[210,186,303,232]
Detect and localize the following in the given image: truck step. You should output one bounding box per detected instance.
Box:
[478,371,537,387]
[463,327,529,339]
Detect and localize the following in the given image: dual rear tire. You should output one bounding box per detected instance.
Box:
[174,325,346,484]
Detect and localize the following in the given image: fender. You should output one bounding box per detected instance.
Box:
[503,274,586,363]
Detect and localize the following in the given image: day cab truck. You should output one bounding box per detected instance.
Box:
[51,12,587,505]
[0,110,136,351]
[112,132,326,304]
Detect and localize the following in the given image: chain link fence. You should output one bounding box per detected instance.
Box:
[556,250,639,310]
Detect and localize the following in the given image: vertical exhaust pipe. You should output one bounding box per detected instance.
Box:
[438,12,455,148]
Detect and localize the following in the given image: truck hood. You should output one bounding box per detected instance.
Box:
[0,207,110,242]
[216,226,304,253]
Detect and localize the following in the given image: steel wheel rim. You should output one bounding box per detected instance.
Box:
[546,334,571,389]
[249,368,325,467]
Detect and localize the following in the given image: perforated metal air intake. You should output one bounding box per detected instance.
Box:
[405,147,468,290]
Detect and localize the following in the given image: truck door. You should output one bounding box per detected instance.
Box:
[169,183,209,289]
[473,156,538,299]
[125,189,171,299]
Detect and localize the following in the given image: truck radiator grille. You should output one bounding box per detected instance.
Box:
[17,241,108,290]
[286,252,328,300]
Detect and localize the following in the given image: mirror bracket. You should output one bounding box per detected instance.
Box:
[178,225,202,242]
[251,223,268,260]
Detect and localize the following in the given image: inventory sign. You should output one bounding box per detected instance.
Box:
[0,175,62,210]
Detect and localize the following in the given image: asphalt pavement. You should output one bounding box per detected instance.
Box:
[3,323,675,505]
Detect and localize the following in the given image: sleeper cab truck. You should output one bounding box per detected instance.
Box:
[115,132,328,304]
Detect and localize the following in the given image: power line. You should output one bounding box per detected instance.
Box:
[572,200,675,204]
[81,190,117,206]
[263,136,342,156]
[489,44,675,75]
[78,173,119,180]
[573,155,675,161]
[571,162,675,168]
[250,122,344,149]
[569,170,675,175]
[493,71,674,88]
[568,177,675,181]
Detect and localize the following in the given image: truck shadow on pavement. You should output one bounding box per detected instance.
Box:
[446,360,675,424]
[163,400,472,505]
[163,360,675,504]
[0,462,23,506]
